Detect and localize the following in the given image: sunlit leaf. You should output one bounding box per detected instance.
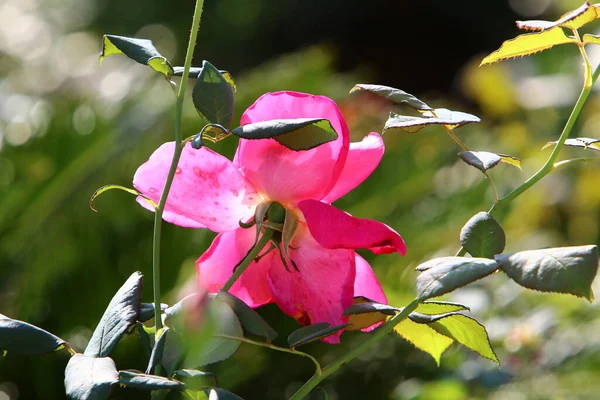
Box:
[99,35,173,78]
[0,316,67,356]
[204,388,244,400]
[192,61,235,129]
[287,323,349,348]
[415,301,470,315]
[343,297,399,331]
[394,319,453,365]
[543,137,600,152]
[118,370,185,391]
[84,272,143,357]
[458,151,501,172]
[481,27,576,65]
[89,185,156,213]
[64,354,118,400]
[216,291,278,342]
[460,212,506,259]
[498,154,523,169]
[383,109,480,134]
[495,245,599,301]
[583,33,600,45]
[430,314,499,364]
[416,257,500,301]
[516,2,597,31]
[350,84,432,110]
[231,118,338,151]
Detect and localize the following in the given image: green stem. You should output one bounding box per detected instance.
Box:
[289,299,420,400]
[222,229,274,291]
[553,157,600,169]
[443,126,470,151]
[215,334,322,375]
[153,0,205,332]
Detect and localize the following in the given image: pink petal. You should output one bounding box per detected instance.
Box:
[267,223,355,344]
[322,132,384,203]
[298,199,406,255]
[234,92,349,204]
[353,254,387,304]
[196,228,274,308]
[133,142,260,232]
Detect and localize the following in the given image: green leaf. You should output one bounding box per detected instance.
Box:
[498,154,523,170]
[458,151,501,172]
[216,291,277,342]
[495,245,599,301]
[408,311,463,324]
[516,2,598,31]
[480,27,576,65]
[64,354,118,400]
[138,303,168,323]
[0,316,66,356]
[287,323,349,348]
[415,301,470,315]
[89,185,156,213]
[394,319,453,365]
[343,297,399,331]
[231,118,338,151]
[429,314,499,364]
[173,369,215,391]
[192,61,235,129]
[350,84,432,110]
[161,330,187,377]
[146,328,168,374]
[164,293,205,328]
[84,272,143,357]
[118,370,185,391]
[415,257,500,301]
[460,212,506,259]
[204,388,244,400]
[543,137,600,152]
[583,33,600,45]
[343,300,400,316]
[99,35,173,78]
[173,67,236,91]
[383,109,480,134]
[137,323,152,359]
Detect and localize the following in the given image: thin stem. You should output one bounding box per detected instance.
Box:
[443,126,470,151]
[153,0,205,332]
[484,172,499,204]
[289,299,420,400]
[222,229,274,291]
[215,334,322,375]
[554,157,600,169]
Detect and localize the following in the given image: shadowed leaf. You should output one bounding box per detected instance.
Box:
[64,354,118,400]
[138,303,168,323]
[100,35,173,78]
[192,61,235,129]
[343,297,399,331]
[384,109,480,134]
[146,328,168,374]
[416,257,500,301]
[0,316,67,356]
[458,151,501,172]
[288,323,349,348]
[481,27,576,65]
[217,291,278,342]
[173,369,215,390]
[204,388,244,399]
[460,212,506,259]
[496,245,599,300]
[118,370,185,390]
[350,84,432,110]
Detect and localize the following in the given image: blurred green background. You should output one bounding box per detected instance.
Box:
[2,0,600,398]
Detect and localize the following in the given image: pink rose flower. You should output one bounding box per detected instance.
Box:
[133,91,405,343]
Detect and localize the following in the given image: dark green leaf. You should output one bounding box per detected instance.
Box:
[231,118,338,151]
[430,314,499,363]
[288,323,349,348]
[192,61,234,129]
[137,323,152,359]
[139,303,168,323]
[394,319,453,366]
[146,328,168,374]
[204,388,244,400]
[416,257,500,301]
[543,137,600,152]
[100,35,173,78]
[118,370,184,391]
[173,369,215,391]
[64,354,118,400]
[458,151,501,172]
[164,293,206,329]
[0,316,66,355]
[343,298,399,331]
[343,301,399,316]
[216,291,278,342]
[495,245,599,300]
[460,212,506,258]
[173,67,236,91]
[415,301,470,315]
[408,311,463,324]
[350,84,432,110]
[84,272,143,357]
[384,109,480,134]
[161,330,186,377]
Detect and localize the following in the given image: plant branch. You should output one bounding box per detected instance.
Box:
[222,229,274,291]
[289,299,420,400]
[215,334,322,375]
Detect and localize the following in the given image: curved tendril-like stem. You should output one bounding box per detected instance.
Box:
[222,229,275,291]
[288,299,420,400]
[484,172,499,204]
[214,334,322,376]
[554,157,600,169]
[152,0,205,336]
[443,126,470,152]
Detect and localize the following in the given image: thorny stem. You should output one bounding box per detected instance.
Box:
[222,229,275,291]
[289,299,420,400]
[152,0,204,335]
[215,334,322,375]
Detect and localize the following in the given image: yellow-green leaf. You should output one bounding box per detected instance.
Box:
[481,27,577,65]
[583,33,600,45]
[89,185,156,212]
[498,154,523,169]
[516,2,598,31]
[394,319,453,366]
[100,35,174,78]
